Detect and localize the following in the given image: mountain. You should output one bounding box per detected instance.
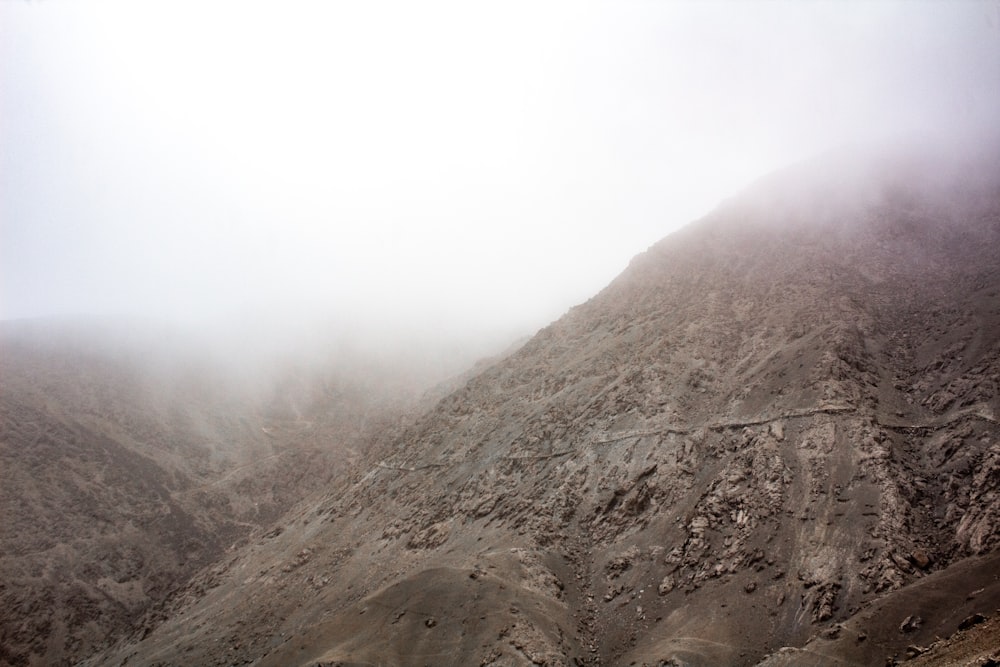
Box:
[11,139,1000,667]
[0,319,480,667]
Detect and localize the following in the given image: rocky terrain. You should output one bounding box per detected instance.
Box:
[6,140,1000,666]
[0,320,481,666]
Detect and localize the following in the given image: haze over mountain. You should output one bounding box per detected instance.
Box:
[3,3,1000,667]
[4,2,1000,341]
[29,139,987,667]
[0,316,521,666]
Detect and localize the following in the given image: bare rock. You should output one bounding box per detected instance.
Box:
[657,575,676,596]
[406,520,451,549]
[606,546,641,579]
[769,421,785,441]
[958,613,987,631]
[809,583,840,623]
[890,552,914,574]
[899,615,922,633]
[910,550,931,570]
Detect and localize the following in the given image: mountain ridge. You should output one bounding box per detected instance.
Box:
[6,141,999,666]
[82,141,1000,666]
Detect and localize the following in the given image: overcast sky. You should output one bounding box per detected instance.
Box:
[2,1,999,344]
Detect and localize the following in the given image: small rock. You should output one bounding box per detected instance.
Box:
[658,574,676,596]
[606,548,639,578]
[910,550,931,570]
[425,618,436,628]
[958,613,987,631]
[474,495,496,517]
[891,552,914,574]
[899,615,922,633]
[770,421,785,441]
[905,645,926,658]
[745,581,757,594]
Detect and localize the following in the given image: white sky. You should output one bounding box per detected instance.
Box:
[2,1,999,342]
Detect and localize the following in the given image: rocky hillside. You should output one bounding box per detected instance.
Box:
[64,141,1000,666]
[0,320,467,667]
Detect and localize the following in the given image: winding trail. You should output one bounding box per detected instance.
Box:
[374,402,998,474]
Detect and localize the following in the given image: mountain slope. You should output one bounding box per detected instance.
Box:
[93,142,1000,666]
[0,321,465,667]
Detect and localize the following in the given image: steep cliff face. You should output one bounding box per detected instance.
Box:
[88,143,1000,667]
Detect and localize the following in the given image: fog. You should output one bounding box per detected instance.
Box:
[3,1,999,359]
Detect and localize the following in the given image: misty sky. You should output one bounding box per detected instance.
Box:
[2,1,999,342]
